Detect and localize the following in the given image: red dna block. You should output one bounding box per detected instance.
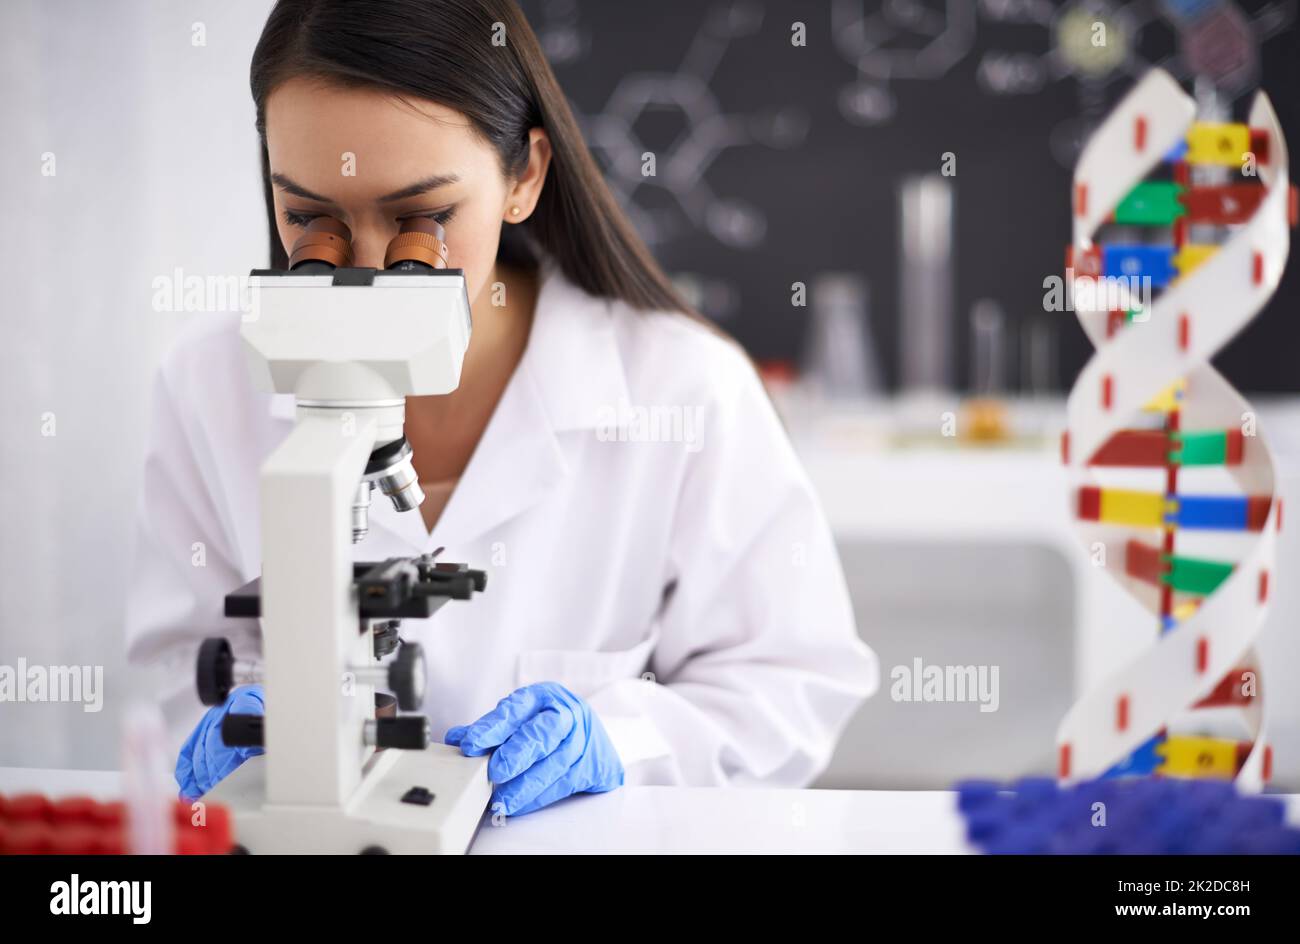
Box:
[1092,430,1170,467]
[1247,496,1272,531]
[1236,740,1254,771]
[1249,128,1271,165]
[1078,486,1102,521]
[1069,245,1103,278]
[1195,669,1257,708]
[1181,184,1266,224]
[1125,540,1165,583]
[1226,428,1245,464]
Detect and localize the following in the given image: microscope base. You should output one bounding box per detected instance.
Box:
[207,743,492,854]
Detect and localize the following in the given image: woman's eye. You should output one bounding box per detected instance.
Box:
[281,206,455,229]
[400,207,456,227]
[281,209,319,228]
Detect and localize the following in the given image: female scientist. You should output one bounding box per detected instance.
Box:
[125,0,877,816]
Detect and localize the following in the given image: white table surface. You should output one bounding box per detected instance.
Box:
[0,767,970,854]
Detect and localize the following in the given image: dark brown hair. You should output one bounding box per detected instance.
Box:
[250,0,692,315]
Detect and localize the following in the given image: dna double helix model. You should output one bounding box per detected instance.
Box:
[1058,69,1296,788]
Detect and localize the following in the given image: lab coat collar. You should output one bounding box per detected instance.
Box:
[522,254,631,432]
[265,256,632,550]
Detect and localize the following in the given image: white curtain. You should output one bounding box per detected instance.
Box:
[0,0,272,768]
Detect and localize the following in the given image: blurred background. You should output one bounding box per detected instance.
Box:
[522,0,1300,393]
[2,0,1299,790]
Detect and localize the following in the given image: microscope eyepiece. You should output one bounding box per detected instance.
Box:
[288,216,354,271]
[384,217,450,271]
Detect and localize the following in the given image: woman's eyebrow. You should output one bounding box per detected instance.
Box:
[271,173,337,204]
[270,171,460,205]
[378,173,460,203]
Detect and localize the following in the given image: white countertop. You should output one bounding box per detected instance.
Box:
[0,767,969,854]
[467,785,969,854]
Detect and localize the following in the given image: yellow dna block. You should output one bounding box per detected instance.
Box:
[1143,379,1186,414]
[1098,488,1170,528]
[1156,735,1241,779]
[1173,245,1217,276]
[1186,122,1252,167]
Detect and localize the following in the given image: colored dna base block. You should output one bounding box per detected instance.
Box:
[0,793,234,855]
[1059,69,1295,787]
[957,778,1300,855]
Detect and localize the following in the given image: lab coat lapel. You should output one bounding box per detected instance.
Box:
[426,356,567,548]
[430,260,629,547]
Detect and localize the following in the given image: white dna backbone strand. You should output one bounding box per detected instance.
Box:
[1058,68,1297,788]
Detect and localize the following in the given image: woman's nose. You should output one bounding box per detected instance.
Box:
[348,236,389,270]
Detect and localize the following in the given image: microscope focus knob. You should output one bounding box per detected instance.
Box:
[371,717,430,751]
[196,637,235,707]
[389,643,427,711]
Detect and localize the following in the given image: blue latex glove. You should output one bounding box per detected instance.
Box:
[444,682,624,816]
[176,685,265,801]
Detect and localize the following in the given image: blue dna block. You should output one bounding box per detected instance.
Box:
[1102,245,1177,288]
[1103,733,1166,777]
[1163,138,1190,163]
[1173,494,1249,529]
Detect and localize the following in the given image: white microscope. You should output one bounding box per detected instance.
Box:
[195,217,491,853]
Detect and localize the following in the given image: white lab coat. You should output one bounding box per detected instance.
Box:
[124,258,878,787]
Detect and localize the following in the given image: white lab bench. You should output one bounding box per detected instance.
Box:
[8,768,1300,853]
[0,767,969,854]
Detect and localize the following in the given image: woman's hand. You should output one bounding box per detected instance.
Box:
[444,682,624,816]
[175,685,265,800]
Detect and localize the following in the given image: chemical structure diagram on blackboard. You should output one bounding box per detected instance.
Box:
[541,0,809,250]
[527,0,1296,251]
[833,0,1296,164]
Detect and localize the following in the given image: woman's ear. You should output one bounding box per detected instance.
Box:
[503,128,552,223]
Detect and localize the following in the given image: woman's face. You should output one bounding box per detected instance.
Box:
[264,77,549,307]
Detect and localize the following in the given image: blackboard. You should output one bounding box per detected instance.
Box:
[520,0,1300,393]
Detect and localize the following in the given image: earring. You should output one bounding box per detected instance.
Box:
[510,206,521,217]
